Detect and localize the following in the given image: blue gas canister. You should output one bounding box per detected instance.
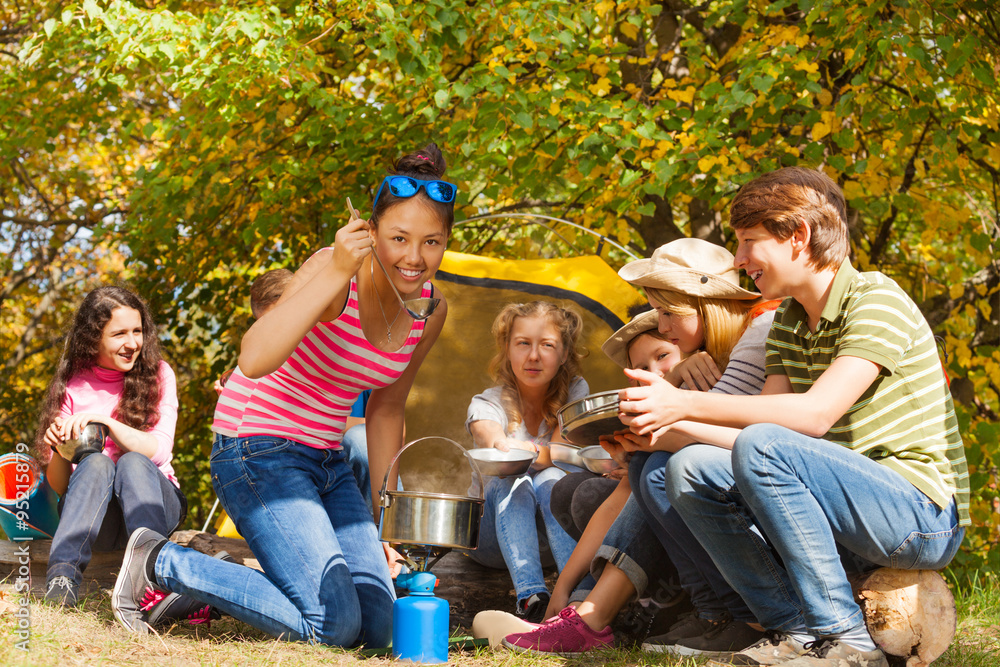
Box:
[392,571,449,664]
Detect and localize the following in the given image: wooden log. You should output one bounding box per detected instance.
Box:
[1,531,523,630]
[170,530,261,570]
[853,568,956,667]
[0,539,123,570]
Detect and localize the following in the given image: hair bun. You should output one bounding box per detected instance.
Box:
[394,142,446,179]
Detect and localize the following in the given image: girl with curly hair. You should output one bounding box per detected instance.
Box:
[466,301,588,622]
[36,286,185,610]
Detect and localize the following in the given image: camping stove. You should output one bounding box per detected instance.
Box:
[395,544,451,573]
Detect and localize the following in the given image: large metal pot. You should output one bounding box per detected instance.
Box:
[378,437,485,550]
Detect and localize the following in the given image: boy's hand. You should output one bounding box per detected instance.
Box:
[618,368,686,435]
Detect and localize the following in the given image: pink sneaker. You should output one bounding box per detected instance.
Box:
[501,606,614,656]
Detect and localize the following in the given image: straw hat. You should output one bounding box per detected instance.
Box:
[618,238,759,300]
[602,310,659,368]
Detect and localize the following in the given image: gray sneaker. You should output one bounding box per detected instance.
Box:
[145,551,235,627]
[780,639,889,666]
[112,527,168,634]
[642,613,717,652]
[43,576,79,607]
[707,632,809,666]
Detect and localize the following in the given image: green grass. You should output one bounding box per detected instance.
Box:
[1,577,998,666]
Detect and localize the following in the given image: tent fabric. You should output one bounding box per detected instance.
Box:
[398,251,644,493]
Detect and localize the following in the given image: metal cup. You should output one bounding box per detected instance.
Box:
[55,422,110,464]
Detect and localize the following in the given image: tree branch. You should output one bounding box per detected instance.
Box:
[920,259,1000,332]
[869,121,931,265]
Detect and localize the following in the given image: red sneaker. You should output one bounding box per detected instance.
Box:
[501,606,614,656]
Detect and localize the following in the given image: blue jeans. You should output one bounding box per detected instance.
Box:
[631,451,754,623]
[590,489,672,600]
[469,466,577,601]
[154,435,394,647]
[47,452,184,586]
[341,424,372,513]
[666,424,965,634]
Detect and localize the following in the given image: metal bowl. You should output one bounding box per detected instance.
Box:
[580,446,621,474]
[54,422,109,464]
[467,448,536,477]
[548,443,586,473]
[557,390,628,447]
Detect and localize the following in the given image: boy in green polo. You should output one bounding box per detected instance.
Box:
[617,167,969,666]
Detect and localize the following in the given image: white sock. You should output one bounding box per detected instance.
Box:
[829,624,877,652]
[784,623,817,647]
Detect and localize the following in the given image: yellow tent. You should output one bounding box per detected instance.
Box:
[393,250,644,495]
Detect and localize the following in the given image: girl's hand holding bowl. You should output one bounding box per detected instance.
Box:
[491,438,537,454]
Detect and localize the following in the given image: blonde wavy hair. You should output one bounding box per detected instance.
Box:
[645,287,764,370]
[488,301,584,435]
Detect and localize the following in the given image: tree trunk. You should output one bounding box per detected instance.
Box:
[852,568,956,667]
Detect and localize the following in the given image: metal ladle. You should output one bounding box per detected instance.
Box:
[347,197,441,320]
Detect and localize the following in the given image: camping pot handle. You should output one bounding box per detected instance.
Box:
[378,437,485,509]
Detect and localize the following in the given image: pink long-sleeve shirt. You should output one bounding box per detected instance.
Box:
[59,361,179,486]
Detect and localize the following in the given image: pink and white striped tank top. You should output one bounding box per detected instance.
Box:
[211,276,430,449]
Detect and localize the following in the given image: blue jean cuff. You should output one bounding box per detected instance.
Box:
[517,586,549,603]
[593,545,647,598]
[801,609,866,637]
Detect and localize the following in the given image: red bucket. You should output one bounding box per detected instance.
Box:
[0,453,60,540]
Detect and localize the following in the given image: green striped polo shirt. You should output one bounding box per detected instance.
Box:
[765,260,970,525]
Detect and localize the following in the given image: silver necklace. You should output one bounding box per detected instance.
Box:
[370,258,401,344]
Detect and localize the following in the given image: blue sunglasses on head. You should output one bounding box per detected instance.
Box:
[372,176,458,214]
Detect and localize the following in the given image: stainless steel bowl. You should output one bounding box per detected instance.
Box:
[548,443,586,473]
[54,422,109,464]
[580,446,622,474]
[467,448,536,477]
[557,390,628,447]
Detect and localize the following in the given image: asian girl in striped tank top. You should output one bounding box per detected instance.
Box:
[111,144,457,649]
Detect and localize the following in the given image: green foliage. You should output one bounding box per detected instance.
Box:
[2,1,997,565]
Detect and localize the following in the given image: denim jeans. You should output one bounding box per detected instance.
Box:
[550,471,618,541]
[666,424,965,634]
[631,451,755,623]
[154,435,394,647]
[341,424,371,513]
[47,452,184,586]
[468,465,577,601]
